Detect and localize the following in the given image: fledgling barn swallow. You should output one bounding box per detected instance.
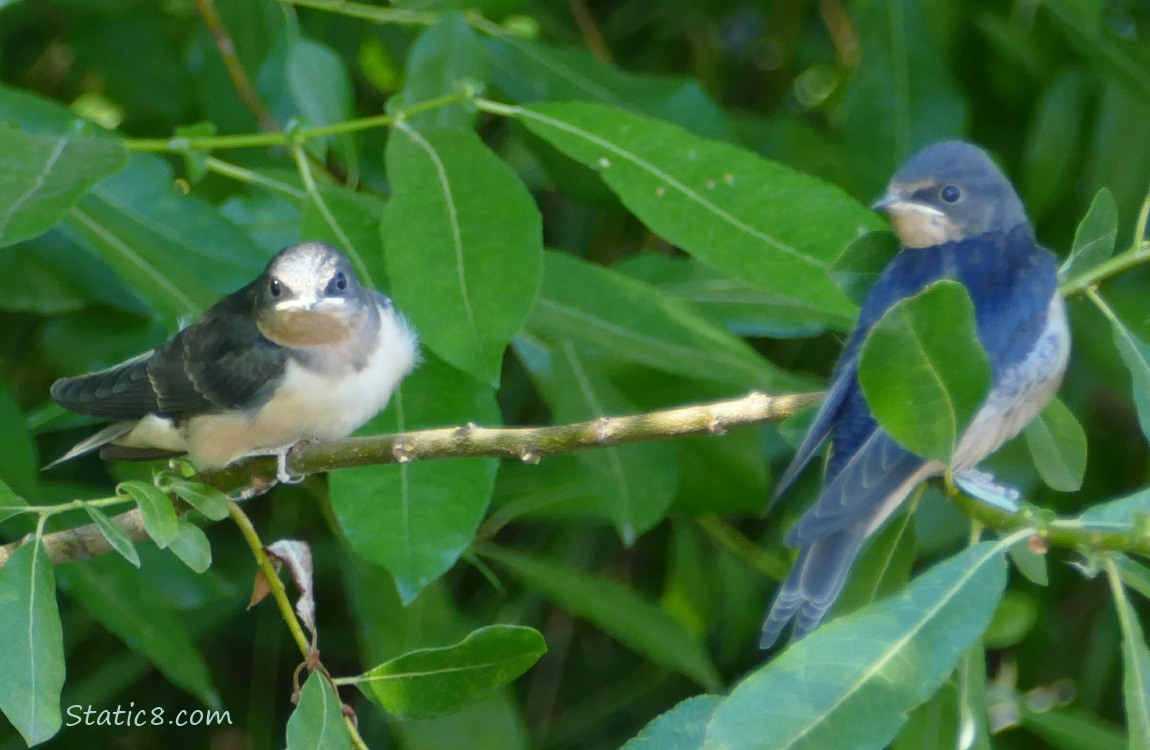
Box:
[760,141,1070,648]
[48,242,418,481]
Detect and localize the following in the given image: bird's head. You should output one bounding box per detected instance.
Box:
[256,242,370,347]
[873,141,1032,249]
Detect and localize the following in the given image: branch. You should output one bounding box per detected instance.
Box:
[0,391,819,568]
[192,0,280,133]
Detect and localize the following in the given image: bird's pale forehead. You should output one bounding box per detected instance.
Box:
[271,246,342,290]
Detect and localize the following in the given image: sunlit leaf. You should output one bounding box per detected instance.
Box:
[703,541,1009,750]
[514,101,878,325]
[622,695,722,750]
[330,356,500,604]
[0,541,65,745]
[383,125,543,385]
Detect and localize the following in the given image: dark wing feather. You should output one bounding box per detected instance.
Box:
[785,429,926,545]
[50,352,160,420]
[51,283,288,421]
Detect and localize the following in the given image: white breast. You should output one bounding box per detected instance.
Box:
[182,303,418,469]
[954,295,1071,469]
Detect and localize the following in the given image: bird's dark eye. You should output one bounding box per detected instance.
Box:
[269,278,283,297]
[333,271,348,292]
[940,184,962,203]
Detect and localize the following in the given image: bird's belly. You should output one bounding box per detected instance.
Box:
[182,323,416,469]
[955,295,1070,468]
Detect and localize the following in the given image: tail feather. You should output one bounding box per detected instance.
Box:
[43,422,137,470]
[760,528,867,649]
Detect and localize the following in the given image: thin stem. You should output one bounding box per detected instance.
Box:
[1060,189,1150,297]
[205,158,307,200]
[192,0,280,133]
[124,92,468,154]
[289,142,374,286]
[227,501,311,658]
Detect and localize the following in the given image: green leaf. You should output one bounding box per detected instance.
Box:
[402,14,487,130]
[383,125,543,384]
[330,356,500,603]
[484,35,734,141]
[0,124,128,247]
[0,232,145,315]
[0,383,38,497]
[528,251,806,392]
[1117,557,1150,603]
[518,338,679,544]
[1105,556,1150,749]
[892,680,960,750]
[622,695,722,750]
[66,154,269,328]
[842,0,968,197]
[481,544,721,691]
[118,479,179,549]
[617,254,849,338]
[830,231,900,308]
[1023,397,1088,492]
[166,478,230,521]
[1075,486,1150,532]
[168,520,212,573]
[0,478,27,524]
[1021,706,1129,750]
[59,555,219,706]
[1008,536,1049,587]
[285,672,353,750]
[1101,305,1150,444]
[81,503,141,568]
[514,101,877,324]
[858,280,991,462]
[1061,188,1118,280]
[286,36,355,166]
[702,541,1010,750]
[957,645,994,750]
[361,625,545,719]
[0,542,65,746]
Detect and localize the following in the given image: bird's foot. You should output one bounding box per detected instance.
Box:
[275,445,306,485]
[953,468,1021,512]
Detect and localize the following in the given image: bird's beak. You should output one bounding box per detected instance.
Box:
[872,192,944,218]
[871,192,901,212]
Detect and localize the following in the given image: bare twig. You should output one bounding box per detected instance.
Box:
[567,0,614,63]
[0,391,819,568]
[192,0,280,133]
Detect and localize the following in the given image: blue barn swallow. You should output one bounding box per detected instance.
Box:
[48,242,418,482]
[760,141,1070,648]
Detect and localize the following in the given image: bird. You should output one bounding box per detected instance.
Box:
[760,141,1070,648]
[47,241,418,482]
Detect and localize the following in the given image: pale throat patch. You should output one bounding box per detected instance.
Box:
[258,307,362,347]
[889,205,964,248]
